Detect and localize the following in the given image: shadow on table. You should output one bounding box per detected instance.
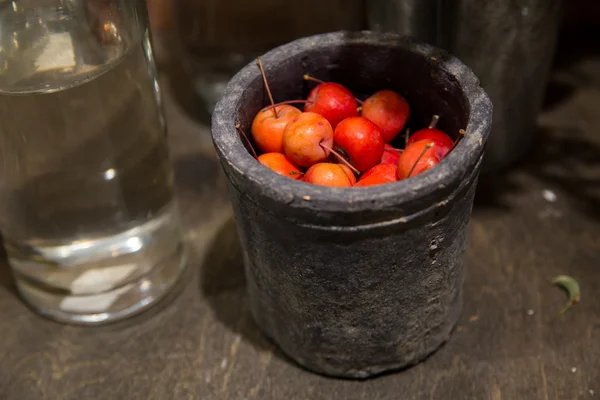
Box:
[474,125,600,223]
[199,217,278,354]
[541,24,600,112]
[173,153,224,198]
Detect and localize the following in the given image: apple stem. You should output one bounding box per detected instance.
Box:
[405,128,411,147]
[235,123,258,159]
[261,100,310,112]
[407,143,434,178]
[319,143,360,175]
[303,74,325,84]
[450,129,466,152]
[304,73,363,105]
[257,57,278,119]
[357,106,363,113]
[428,115,440,129]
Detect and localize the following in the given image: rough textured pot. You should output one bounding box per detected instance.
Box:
[211,31,492,379]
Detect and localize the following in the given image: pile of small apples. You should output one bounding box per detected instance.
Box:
[239,59,460,188]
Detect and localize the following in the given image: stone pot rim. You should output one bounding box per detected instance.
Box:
[211,30,492,215]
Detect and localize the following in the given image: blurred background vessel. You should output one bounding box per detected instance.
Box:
[146,0,599,172]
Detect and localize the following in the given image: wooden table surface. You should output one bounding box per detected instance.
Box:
[1,31,599,400]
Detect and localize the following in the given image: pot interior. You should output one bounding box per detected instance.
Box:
[234,37,470,155]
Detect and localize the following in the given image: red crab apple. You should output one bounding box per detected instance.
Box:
[251,105,302,154]
[354,174,395,187]
[282,112,334,167]
[360,163,398,183]
[381,144,402,165]
[303,163,356,187]
[361,89,410,143]
[355,163,398,187]
[258,152,303,180]
[251,57,303,153]
[304,78,358,129]
[407,115,453,158]
[397,140,440,180]
[333,116,385,172]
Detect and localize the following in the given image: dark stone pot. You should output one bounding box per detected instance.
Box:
[211,31,492,379]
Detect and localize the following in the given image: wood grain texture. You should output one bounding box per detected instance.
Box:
[0,32,599,400]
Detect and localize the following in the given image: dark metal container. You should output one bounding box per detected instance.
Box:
[367,0,562,172]
[449,0,562,171]
[366,0,453,50]
[211,31,492,378]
